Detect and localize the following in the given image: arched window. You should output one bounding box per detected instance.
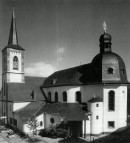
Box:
[13,56,18,70]
[40,121,43,126]
[63,91,67,102]
[48,92,51,101]
[76,91,81,103]
[55,92,58,102]
[108,90,115,111]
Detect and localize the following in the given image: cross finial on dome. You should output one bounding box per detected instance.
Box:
[103,21,107,33]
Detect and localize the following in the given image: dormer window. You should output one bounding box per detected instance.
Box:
[108,67,114,74]
[52,79,57,84]
[13,56,18,70]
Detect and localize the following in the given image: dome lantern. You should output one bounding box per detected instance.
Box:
[99,22,112,53]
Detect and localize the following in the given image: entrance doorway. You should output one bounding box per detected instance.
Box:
[69,121,82,137]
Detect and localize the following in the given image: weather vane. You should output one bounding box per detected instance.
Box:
[103,21,107,33]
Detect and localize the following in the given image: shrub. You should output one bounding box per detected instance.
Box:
[39,123,68,138]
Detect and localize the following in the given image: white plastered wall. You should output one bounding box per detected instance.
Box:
[44,113,62,128]
[88,102,103,134]
[103,85,127,133]
[23,113,44,133]
[43,85,103,103]
[13,102,30,111]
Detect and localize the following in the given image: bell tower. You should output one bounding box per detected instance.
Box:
[2,7,25,83]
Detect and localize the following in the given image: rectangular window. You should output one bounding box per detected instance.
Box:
[76,91,81,103]
[96,116,99,119]
[96,104,99,107]
[108,121,115,128]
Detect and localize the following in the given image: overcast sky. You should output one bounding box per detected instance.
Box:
[0,0,130,85]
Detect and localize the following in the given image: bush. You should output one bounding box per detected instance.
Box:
[39,123,68,138]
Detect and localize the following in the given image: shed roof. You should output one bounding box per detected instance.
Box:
[41,103,90,121]
[13,101,45,123]
[88,97,103,103]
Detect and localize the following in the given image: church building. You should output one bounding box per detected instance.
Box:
[0,7,129,137]
[0,8,46,132]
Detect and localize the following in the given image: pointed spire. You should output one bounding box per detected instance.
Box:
[8,7,18,45]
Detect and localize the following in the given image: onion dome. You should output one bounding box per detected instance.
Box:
[91,22,128,83]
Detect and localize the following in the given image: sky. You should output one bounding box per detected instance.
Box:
[0,0,130,86]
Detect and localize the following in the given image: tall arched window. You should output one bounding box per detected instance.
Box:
[63,91,67,102]
[55,92,58,102]
[13,56,18,70]
[108,90,115,111]
[48,92,51,101]
[76,91,81,103]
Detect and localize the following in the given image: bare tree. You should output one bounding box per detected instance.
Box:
[27,117,39,136]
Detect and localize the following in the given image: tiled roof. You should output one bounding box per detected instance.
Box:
[3,44,25,51]
[41,103,90,121]
[14,101,45,123]
[43,63,97,87]
[88,97,103,103]
[43,52,129,88]
[7,76,46,101]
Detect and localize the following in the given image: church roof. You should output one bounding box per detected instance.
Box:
[2,7,25,52]
[43,63,97,87]
[92,52,128,83]
[8,7,18,46]
[14,101,45,123]
[41,103,90,121]
[2,44,25,52]
[43,60,128,88]
[7,76,46,102]
[88,97,103,103]
[43,31,129,88]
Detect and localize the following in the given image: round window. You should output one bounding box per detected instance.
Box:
[50,118,54,124]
